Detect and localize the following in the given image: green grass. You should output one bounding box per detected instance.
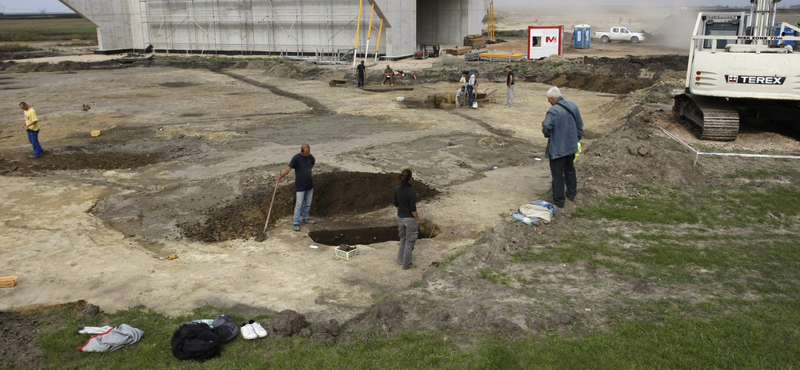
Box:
[0,17,96,42]
[21,298,800,370]
[8,182,800,369]
[479,268,510,285]
[514,185,800,288]
[724,168,794,180]
[573,185,800,228]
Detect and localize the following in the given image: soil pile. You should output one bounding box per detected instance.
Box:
[546,72,654,94]
[544,55,686,94]
[583,55,688,78]
[182,172,439,242]
[0,152,166,175]
[0,313,41,369]
[578,115,704,199]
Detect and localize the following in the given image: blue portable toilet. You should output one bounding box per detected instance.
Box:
[572,24,591,49]
[774,27,795,49]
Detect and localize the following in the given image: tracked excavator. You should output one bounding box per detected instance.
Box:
[673,0,800,141]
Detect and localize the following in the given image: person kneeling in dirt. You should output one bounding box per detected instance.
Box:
[393,169,419,270]
[455,86,467,108]
[278,144,316,231]
[542,86,583,208]
[382,65,394,86]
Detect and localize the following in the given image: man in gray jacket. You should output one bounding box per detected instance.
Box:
[542,86,583,208]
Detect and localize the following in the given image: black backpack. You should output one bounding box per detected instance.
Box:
[171,322,221,362]
[212,314,239,342]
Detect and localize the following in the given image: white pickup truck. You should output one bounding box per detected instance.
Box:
[594,27,645,44]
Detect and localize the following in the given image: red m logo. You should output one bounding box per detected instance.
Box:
[546,36,557,43]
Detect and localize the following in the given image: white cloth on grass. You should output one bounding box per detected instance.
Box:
[519,204,552,224]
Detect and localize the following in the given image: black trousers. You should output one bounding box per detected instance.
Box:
[357,73,365,87]
[549,154,577,206]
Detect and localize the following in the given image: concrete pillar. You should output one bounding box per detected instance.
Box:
[60,0,140,52]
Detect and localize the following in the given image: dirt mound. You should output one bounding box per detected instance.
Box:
[578,70,700,199]
[546,72,654,94]
[181,172,439,242]
[583,55,688,78]
[0,151,166,176]
[339,228,588,340]
[594,70,684,123]
[536,55,686,94]
[579,112,704,200]
[0,313,41,370]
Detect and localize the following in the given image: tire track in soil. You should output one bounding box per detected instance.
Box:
[215,70,332,115]
[450,110,526,142]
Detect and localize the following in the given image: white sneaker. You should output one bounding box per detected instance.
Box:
[249,320,268,338]
[241,323,257,340]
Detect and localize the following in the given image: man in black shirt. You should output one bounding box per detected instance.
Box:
[393,169,419,270]
[505,66,515,107]
[279,144,316,231]
[356,60,366,88]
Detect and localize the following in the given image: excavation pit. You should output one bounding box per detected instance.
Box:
[308,223,438,246]
[401,94,491,110]
[181,171,439,242]
[0,151,167,176]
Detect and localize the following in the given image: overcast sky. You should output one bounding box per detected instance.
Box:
[1,0,799,14]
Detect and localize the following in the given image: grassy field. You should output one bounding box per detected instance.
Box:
[0,16,96,42]
[7,167,798,370]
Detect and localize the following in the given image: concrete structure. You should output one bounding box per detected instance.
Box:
[58,0,489,58]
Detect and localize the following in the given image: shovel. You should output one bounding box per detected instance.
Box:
[254,177,280,242]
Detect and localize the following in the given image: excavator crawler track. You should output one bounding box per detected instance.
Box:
[673,94,740,141]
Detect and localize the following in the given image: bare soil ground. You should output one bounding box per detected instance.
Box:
[1,7,799,369]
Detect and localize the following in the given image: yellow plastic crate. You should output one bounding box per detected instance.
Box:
[0,276,17,288]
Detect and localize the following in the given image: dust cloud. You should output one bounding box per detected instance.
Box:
[492,1,704,51]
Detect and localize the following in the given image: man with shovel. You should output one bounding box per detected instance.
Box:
[278,144,316,231]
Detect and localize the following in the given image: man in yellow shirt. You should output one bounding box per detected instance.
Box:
[20,102,44,158]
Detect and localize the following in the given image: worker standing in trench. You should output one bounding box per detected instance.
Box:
[278,144,316,231]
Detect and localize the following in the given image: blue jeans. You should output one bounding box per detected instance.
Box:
[293,188,313,225]
[27,130,44,158]
[467,85,475,106]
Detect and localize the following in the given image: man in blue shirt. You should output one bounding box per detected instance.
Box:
[542,86,583,208]
[278,144,316,231]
